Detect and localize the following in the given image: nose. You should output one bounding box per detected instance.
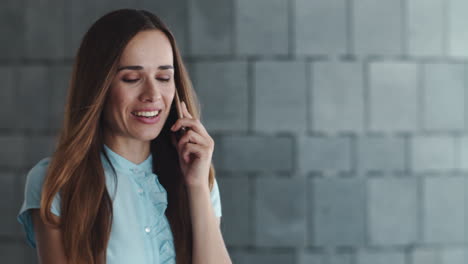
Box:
[140,77,162,102]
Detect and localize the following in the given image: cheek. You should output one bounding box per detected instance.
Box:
[110,87,133,111]
[105,88,133,121]
[164,91,176,112]
[165,85,176,101]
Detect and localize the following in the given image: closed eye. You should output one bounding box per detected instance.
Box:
[157,78,170,82]
[122,78,170,83]
[123,78,139,83]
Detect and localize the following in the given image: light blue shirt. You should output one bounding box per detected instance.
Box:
[17,144,222,264]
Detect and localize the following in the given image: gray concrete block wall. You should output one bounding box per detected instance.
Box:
[357,136,406,172]
[192,61,248,132]
[214,135,294,172]
[411,136,456,172]
[254,177,307,247]
[311,62,364,132]
[0,67,16,130]
[235,0,289,55]
[367,177,418,246]
[189,0,233,55]
[448,0,468,57]
[2,1,468,263]
[353,0,403,56]
[411,247,468,264]
[0,1,25,60]
[24,0,65,59]
[408,0,444,57]
[357,250,406,264]
[217,176,250,246]
[309,178,366,246]
[295,0,347,55]
[254,61,307,133]
[369,62,419,132]
[18,66,50,132]
[422,175,466,244]
[298,136,352,173]
[422,63,465,131]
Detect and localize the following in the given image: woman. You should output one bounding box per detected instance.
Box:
[17,9,231,264]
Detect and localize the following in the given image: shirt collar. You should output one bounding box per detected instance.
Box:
[101,144,153,174]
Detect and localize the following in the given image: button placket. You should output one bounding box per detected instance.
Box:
[161,241,170,251]
[130,168,147,196]
[130,167,141,174]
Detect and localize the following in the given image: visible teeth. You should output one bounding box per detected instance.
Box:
[133,111,160,117]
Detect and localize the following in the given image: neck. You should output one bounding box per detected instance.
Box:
[103,133,151,165]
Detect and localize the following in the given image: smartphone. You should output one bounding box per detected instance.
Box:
[174,88,187,141]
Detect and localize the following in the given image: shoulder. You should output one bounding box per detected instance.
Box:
[17,157,58,249]
[29,157,51,176]
[24,157,52,196]
[210,178,222,217]
[20,156,61,217]
[210,178,220,196]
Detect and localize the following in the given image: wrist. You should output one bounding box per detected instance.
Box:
[187,183,210,194]
[186,183,210,201]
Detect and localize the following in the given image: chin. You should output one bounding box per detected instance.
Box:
[136,129,162,142]
[147,133,162,141]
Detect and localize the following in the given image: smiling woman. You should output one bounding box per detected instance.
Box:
[16,9,231,264]
[103,30,176,147]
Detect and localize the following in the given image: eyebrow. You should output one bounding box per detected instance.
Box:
[117,65,174,72]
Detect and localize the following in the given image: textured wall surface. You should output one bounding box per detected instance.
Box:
[1,0,468,263]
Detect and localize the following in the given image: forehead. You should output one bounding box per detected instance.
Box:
[119,30,173,67]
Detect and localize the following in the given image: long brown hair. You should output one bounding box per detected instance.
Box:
[40,9,216,264]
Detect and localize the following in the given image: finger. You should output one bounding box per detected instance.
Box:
[177,129,209,150]
[171,103,210,138]
[182,101,193,119]
[181,142,206,164]
[171,118,208,137]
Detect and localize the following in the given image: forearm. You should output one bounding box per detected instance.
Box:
[187,185,232,264]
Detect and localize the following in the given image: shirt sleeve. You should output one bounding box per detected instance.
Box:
[17,157,61,248]
[210,178,222,218]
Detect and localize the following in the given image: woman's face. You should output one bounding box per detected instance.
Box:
[103,30,175,143]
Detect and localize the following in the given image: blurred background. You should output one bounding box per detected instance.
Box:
[1,0,468,263]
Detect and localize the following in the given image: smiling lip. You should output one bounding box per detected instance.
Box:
[131,111,161,124]
[132,108,162,112]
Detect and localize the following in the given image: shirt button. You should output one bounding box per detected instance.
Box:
[137,188,144,194]
[145,227,151,233]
